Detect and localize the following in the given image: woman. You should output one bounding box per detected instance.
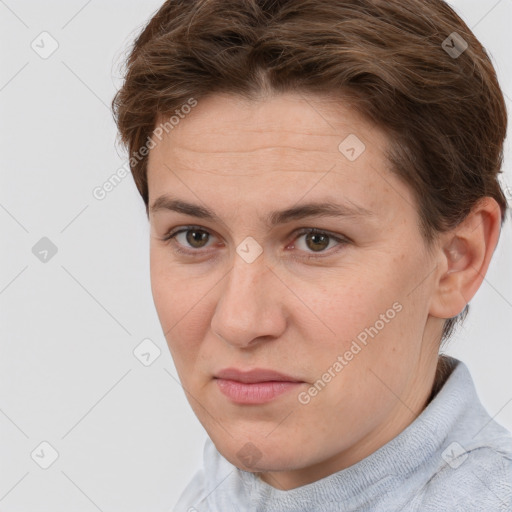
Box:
[112,0,512,510]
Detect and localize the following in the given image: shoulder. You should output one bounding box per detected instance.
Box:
[408,357,512,511]
[417,442,512,511]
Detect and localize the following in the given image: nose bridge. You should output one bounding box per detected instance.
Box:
[211,247,285,346]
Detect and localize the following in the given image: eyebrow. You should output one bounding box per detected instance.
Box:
[150,195,374,227]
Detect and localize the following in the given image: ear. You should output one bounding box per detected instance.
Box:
[429,197,502,319]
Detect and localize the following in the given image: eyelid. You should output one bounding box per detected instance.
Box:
[289,227,350,259]
[161,225,350,258]
[162,225,215,242]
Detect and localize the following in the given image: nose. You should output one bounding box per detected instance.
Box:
[210,248,288,349]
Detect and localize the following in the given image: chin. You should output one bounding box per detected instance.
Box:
[213,434,306,473]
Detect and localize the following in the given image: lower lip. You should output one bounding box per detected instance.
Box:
[215,379,302,404]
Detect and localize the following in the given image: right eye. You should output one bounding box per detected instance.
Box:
[161,225,221,255]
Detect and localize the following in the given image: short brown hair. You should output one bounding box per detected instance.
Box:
[112,0,508,342]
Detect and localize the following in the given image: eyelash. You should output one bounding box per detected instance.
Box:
[160,225,350,260]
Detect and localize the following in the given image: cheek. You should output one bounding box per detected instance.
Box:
[149,251,204,358]
[297,270,397,341]
[150,246,198,322]
[295,261,418,381]
[149,257,177,329]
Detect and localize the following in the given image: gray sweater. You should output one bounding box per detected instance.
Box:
[174,357,512,511]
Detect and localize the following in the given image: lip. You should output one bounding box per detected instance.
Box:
[214,368,304,404]
[215,368,302,383]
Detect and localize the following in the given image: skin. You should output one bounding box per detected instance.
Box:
[146,92,501,490]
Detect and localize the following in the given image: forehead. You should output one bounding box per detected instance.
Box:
[149,92,388,164]
[146,92,416,221]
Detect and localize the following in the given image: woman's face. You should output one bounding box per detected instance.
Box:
[147,92,443,490]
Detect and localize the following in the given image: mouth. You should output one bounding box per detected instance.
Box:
[214,368,304,404]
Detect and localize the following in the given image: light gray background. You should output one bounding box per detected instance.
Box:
[1,1,511,510]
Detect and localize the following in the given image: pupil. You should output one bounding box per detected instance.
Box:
[187,230,208,248]
[307,233,329,252]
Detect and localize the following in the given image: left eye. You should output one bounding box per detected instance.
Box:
[292,228,346,254]
[162,226,348,257]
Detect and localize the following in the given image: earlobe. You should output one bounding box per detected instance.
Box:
[429,197,502,319]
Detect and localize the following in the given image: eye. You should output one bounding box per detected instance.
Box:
[160,226,350,259]
[289,228,349,258]
[161,225,219,255]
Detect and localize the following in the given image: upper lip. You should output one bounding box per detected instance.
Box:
[215,368,303,383]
